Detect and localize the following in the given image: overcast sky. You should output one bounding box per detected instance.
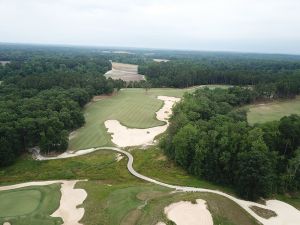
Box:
[1,0,300,54]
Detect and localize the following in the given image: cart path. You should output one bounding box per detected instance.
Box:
[32,146,300,225]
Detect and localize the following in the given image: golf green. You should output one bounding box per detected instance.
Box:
[0,189,42,217]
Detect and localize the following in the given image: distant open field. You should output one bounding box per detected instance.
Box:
[247,96,300,124]
[0,184,61,225]
[104,62,145,82]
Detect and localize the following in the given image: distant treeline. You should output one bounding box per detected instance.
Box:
[139,58,300,97]
[162,87,300,200]
[0,48,126,167]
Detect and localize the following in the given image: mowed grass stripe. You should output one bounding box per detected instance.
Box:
[69,86,230,150]
[68,89,186,150]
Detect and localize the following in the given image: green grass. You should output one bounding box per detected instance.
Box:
[132,146,235,195]
[0,184,62,225]
[68,88,189,150]
[0,189,41,217]
[68,86,230,150]
[0,150,136,185]
[77,181,260,225]
[247,96,300,124]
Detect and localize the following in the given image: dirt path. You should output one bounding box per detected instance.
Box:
[0,180,87,225]
[34,147,300,225]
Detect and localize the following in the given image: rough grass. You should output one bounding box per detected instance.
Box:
[0,184,62,225]
[132,146,235,195]
[247,96,300,124]
[77,181,260,225]
[250,206,277,219]
[0,150,136,185]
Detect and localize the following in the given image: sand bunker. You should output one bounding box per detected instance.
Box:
[0,180,87,225]
[264,200,300,225]
[164,199,213,225]
[52,181,87,225]
[105,96,180,147]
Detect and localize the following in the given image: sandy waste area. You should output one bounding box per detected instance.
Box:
[0,180,87,225]
[157,199,213,225]
[105,96,180,147]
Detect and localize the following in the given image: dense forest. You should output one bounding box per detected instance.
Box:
[161,87,300,200]
[139,58,300,96]
[0,45,126,167]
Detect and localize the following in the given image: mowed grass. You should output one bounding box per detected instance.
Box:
[77,181,260,225]
[247,96,300,124]
[0,184,62,225]
[68,88,188,150]
[69,86,230,150]
[0,189,41,217]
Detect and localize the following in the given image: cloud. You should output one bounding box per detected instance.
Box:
[0,0,299,54]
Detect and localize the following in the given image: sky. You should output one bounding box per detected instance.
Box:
[0,0,300,54]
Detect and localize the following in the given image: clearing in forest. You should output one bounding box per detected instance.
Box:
[104,62,145,82]
[247,96,300,124]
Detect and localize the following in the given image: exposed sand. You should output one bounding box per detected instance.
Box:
[68,131,77,140]
[116,153,124,162]
[264,200,300,225]
[164,199,213,225]
[32,147,300,225]
[105,62,145,82]
[52,181,87,225]
[34,148,97,160]
[153,59,170,63]
[105,96,180,147]
[0,180,87,225]
[156,222,166,225]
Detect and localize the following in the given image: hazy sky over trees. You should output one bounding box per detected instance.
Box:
[1,0,300,54]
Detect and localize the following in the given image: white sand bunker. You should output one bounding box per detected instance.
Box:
[264,200,300,225]
[105,96,180,147]
[164,199,213,225]
[52,181,87,225]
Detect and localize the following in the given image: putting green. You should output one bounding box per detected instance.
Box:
[0,184,62,225]
[0,189,41,217]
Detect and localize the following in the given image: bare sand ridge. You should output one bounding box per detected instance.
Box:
[153,59,170,63]
[104,62,145,82]
[104,96,180,147]
[0,180,87,225]
[164,199,213,225]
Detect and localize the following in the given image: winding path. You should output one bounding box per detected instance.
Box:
[34,146,300,225]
